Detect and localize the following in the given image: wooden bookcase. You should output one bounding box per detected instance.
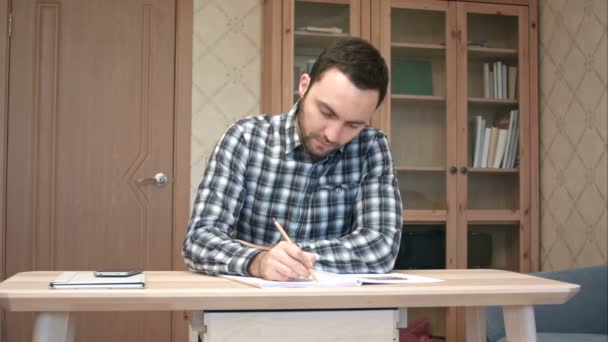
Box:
[262,0,538,340]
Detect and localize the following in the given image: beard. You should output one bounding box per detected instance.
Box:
[297,96,340,160]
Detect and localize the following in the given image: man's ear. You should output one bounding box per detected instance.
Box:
[298,73,311,98]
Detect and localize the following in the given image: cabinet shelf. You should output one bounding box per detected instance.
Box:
[395,166,445,172]
[392,42,446,59]
[468,97,518,106]
[469,97,517,104]
[403,210,447,224]
[468,46,518,60]
[469,167,519,173]
[467,210,520,223]
[392,94,445,103]
[294,31,349,49]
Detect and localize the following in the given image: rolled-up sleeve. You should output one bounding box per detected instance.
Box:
[182,123,261,276]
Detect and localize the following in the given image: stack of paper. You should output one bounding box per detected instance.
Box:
[220,271,442,289]
[49,271,145,289]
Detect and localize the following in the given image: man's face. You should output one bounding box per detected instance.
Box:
[297,68,379,159]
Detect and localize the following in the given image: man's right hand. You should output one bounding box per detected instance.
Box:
[248,241,316,281]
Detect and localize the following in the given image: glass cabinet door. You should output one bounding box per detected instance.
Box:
[384,3,454,338]
[288,0,355,107]
[387,3,455,221]
[459,2,529,272]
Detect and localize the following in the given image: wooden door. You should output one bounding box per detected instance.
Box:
[4,0,188,341]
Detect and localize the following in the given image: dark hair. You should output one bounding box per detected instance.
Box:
[308,37,388,108]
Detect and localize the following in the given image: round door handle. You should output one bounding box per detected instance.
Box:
[137,173,168,187]
[460,166,468,174]
[449,166,457,174]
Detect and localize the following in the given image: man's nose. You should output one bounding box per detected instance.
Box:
[323,121,342,143]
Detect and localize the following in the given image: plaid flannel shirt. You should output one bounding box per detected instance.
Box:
[183,103,403,276]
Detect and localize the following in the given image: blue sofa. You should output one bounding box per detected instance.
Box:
[486,264,608,342]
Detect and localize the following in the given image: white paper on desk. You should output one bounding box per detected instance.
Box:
[49,271,145,289]
[220,273,360,288]
[220,271,442,289]
[336,272,443,285]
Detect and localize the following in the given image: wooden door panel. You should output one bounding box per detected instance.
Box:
[6,0,176,341]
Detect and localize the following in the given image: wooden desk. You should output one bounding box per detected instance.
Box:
[0,269,579,342]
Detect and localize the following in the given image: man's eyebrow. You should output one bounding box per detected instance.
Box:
[318,100,368,125]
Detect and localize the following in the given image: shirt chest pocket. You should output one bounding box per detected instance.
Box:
[312,183,359,214]
[309,183,359,236]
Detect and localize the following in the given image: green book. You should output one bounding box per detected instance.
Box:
[391,59,433,95]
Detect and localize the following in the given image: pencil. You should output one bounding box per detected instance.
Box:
[272,217,319,281]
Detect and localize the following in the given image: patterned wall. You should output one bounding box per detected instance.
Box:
[190,1,262,335]
[191,0,263,202]
[539,0,607,270]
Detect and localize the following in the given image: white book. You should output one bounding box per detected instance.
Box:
[487,127,499,168]
[507,111,519,168]
[502,63,508,99]
[221,271,443,289]
[473,116,483,167]
[489,70,494,98]
[483,63,490,98]
[477,118,487,166]
[493,129,508,168]
[493,62,499,98]
[481,127,492,168]
[509,126,520,168]
[497,61,503,99]
[502,110,516,167]
[49,271,145,289]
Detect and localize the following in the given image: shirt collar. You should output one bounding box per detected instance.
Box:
[283,102,302,155]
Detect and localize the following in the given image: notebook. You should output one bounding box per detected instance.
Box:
[220,270,442,289]
[49,271,146,289]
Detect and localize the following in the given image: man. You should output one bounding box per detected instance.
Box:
[183,37,402,281]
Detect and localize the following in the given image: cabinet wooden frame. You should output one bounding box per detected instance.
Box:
[455,1,532,273]
[261,1,539,339]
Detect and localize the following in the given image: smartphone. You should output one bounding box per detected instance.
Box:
[94,270,142,277]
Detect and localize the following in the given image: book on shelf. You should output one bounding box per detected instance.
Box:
[483,61,516,99]
[487,127,499,168]
[49,271,145,289]
[473,116,484,168]
[472,111,518,169]
[391,59,433,96]
[500,63,509,99]
[295,26,343,34]
[221,270,443,289]
[508,65,518,99]
[502,110,518,168]
[468,40,488,47]
[483,63,491,98]
[493,129,508,168]
[481,127,491,168]
[507,122,519,168]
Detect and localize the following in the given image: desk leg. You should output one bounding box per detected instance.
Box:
[465,306,486,342]
[502,305,537,342]
[190,311,206,341]
[33,312,74,342]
